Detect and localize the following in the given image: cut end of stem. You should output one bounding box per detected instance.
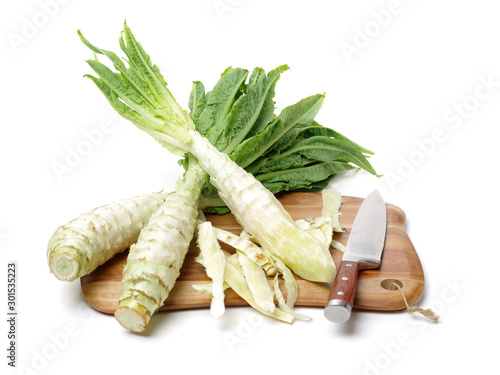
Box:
[210,299,225,318]
[50,252,80,282]
[115,305,150,333]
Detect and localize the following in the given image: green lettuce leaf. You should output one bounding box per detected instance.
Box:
[231,93,325,169]
[208,65,289,154]
[196,67,249,138]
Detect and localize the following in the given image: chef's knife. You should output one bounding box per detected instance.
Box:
[324,190,387,323]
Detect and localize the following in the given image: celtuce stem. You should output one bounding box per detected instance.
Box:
[114,162,205,332]
[47,191,168,281]
[186,129,336,283]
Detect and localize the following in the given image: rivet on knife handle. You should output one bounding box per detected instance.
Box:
[324,260,360,323]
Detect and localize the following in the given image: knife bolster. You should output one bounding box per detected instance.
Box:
[358,258,381,270]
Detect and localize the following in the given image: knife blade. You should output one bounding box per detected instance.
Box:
[324,190,387,323]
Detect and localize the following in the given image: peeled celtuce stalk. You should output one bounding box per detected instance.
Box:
[188,130,335,282]
[195,221,226,318]
[114,163,205,332]
[194,189,346,322]
[47,191,168,281]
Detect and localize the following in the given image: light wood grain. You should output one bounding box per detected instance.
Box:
[81,192,424,314]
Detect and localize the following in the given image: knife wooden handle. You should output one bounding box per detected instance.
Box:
[324,260,360,323]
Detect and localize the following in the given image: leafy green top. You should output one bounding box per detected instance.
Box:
[79,22,377,214]
[187,68,377,212]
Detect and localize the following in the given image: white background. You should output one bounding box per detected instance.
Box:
[1,0,499,374]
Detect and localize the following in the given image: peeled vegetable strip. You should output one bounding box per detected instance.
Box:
[210,226,299,310]
[211,227,277,275]
[293,189,345,252]
[273,275,311,321]
[196,221,226,318]
[272,257,299,308]
[114,163,205,332]
[318,189,345,252]
[223,254,294,323]
[192,283,230,293]
[236,250,275,313]
[47,191,168,281]
[321,188,343,232]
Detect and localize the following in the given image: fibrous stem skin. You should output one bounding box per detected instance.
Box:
[47,191,168,282]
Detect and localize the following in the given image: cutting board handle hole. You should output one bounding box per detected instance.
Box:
[380,279,403,290]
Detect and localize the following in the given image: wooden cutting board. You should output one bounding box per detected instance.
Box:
[81,192,424,314]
